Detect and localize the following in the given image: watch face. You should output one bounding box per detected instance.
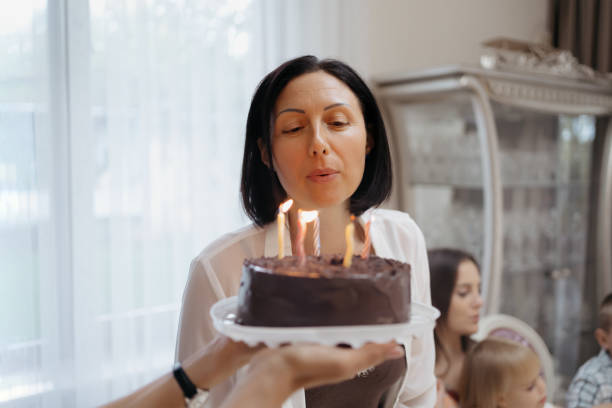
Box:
[187,389,209,408]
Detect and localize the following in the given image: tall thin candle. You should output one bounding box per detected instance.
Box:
[343,215,355,267]
[277,199,293,259]
[313,214,320,256]
[297,210,318,266]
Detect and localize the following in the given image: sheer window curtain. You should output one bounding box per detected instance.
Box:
[1,0,366,407]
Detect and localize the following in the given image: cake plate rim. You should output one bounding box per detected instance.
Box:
[210,296,440,348]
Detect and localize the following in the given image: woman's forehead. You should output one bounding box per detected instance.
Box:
[274,71,358,112]
[455,260,480,284]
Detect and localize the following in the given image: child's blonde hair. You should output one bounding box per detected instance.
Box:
[459,337,540,408]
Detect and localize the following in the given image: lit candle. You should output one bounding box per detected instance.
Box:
[343,215,355,267]
[297,209,318,266]
[296,210,305,261]
[313,214,320,256]
[277,199,293,259]
[361,216,374,259]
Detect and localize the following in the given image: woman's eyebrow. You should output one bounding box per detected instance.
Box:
[324,102,348,110]
[276,108,305,118]
[276,102,349,118]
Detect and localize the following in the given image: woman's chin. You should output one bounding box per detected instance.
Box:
[463,324,479,336]
[300,195,350,210]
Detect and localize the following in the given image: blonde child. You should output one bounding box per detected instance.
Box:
[459,338,552,408]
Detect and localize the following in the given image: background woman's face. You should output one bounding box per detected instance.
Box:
[446,260,483,336]
[269,71,370,210]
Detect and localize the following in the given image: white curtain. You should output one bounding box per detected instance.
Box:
[0,0,366,407]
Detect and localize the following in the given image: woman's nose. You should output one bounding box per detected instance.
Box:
[473,292,484,309]
[308,124,329,156]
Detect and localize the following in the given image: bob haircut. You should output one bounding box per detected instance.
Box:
[459,338,540,408]
[240,55,392,226]
[428,248,480,371]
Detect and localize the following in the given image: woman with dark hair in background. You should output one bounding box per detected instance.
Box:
[175,55,436,407]
[428,248,483,407]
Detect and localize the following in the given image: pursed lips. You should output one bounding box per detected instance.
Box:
[307,168,339,182]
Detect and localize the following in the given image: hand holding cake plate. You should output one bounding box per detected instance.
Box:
[210,296,439,348]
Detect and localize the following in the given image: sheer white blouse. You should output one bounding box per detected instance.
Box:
[175,208,436,407]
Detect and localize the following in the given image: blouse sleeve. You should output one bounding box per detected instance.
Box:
[395,213,437,407]
[175,257,225,362]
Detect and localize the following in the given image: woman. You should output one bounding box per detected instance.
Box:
[176,55,436,407]
[428,248,483,407]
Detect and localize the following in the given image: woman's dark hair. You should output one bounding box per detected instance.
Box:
[240,55,392,226]
[428,248,480,373]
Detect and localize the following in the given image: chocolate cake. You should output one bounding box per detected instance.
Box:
[235,254,411,327]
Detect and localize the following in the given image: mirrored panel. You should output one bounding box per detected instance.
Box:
[493,101,595,393]
[390,93,485,262]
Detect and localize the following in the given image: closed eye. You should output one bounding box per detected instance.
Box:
[282,126,302,134]
[328,121,349,128]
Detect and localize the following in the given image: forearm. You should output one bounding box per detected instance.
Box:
[101,373,184,408]
[102,336,256,408]
[101,349,215,408]
[219,357,295,408]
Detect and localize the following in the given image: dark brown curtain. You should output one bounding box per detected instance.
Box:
[550,0,612,73]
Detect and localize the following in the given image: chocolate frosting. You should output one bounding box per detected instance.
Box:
[235,255,411,327]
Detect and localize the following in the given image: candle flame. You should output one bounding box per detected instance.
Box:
[279,199,293,213]
[299,209,319,223]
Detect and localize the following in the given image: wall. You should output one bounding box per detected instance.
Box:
[356,0,550,79]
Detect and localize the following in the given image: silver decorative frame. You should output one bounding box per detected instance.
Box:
[375,75,503,315]
[598,121,612,302]
[374,65,612,316]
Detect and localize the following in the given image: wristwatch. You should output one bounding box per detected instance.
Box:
[173,362,209,407]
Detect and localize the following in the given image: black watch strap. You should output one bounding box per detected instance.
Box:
[173,362,198,399]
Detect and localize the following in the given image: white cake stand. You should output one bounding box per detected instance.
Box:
[210,296,440,348]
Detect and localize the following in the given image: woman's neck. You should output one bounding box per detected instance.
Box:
[435,326,467,389]
[436,326,465,360]
[288,204,364,256]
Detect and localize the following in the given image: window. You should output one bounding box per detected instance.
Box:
[0,1,359,406]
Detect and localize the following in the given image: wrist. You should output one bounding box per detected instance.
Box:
[183,335,233,390]
[173,362,209,407]
[182,352,214,390]
[261,352,299,397]
[182,336,252,390]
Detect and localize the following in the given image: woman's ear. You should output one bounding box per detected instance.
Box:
[257,138,271,168]
[366,133,374,155]
[595,328,609,349]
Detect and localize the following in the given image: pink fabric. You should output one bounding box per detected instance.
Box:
[435,379,460,408]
